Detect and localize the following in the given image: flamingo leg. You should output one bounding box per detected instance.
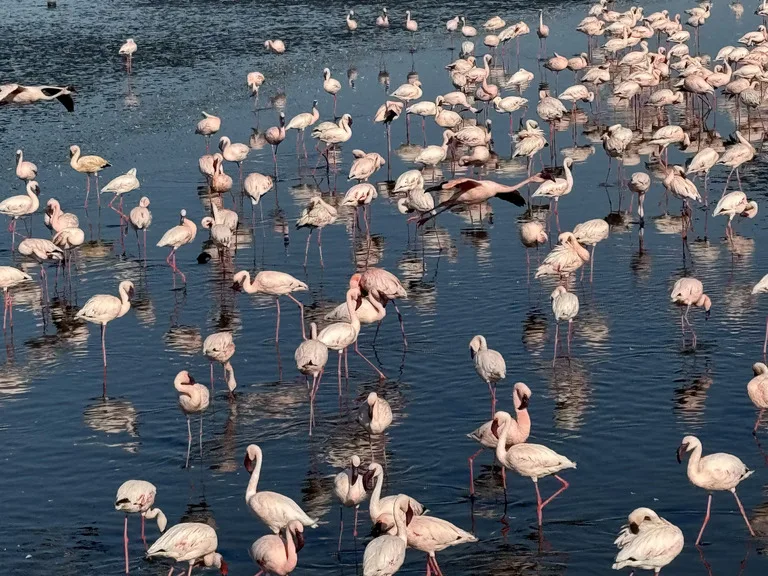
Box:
[468,447,485,496]
[338,506,344,552]
[304,230,312,268]
[124,516,129,574]
[763,314,768,357]
[754,409,765,435]
[487,381,496,417]
[695,493,712,546]
[355,341,386,379]
[553,321,559,367]
[392,301,408,348]
[567,319,573,358]
[141,515,146,547]
[101,323,108,367]
[353,505,359,537]
[275,297,281,344]
[590,244,596,283]
[318,227,324,267]
[337,351,343,396]
[732,489,756,536]
[286,293,307,340]
[185,416,192,468]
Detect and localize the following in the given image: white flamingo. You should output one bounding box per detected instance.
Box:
[147,522,226,576]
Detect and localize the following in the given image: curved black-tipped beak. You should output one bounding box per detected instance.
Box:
[629,522,639,535]
[518,393,530,410]
[231,282,242,292]
[363,469,375,491]
[470,348,476,360]
[294,530,305,552]
[705,309,710,320]
[371,522,384,537]
[351,467,359,485]
[243,454,254,473]
[676,443,687,464]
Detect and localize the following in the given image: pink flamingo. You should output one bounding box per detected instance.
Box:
[114,480,167,574]
[232,270,308,342]
[358,267,408,349]
[174,370,209,468]
[156,209,197,284]
[670,277,711,349]
[333,455,368,549]
[147,522,227,576]
[748,362,768,434]
[249,520,304,576]
[467,383,531,496]
[202,332,237,394]
[469,335,506,415]
[75,280,134,370]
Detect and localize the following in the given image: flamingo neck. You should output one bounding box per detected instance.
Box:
[345,291,361,334]
[369,470,384,519]
[118,287,132,318]
[69,149,80,169]
[224,361,237,392]
[393,501,407,544]
[245,450,262,502]
[686,443,703,478]
[513,406,531,441]
[495,418,509,462]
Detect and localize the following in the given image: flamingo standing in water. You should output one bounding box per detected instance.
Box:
[358,267,409,349]
[0,266,32,330]
[18,238,62,297]
[265,113,286,176]
[119,39,137,72]
[537,10,550,55]
[75,280,134,373]
[45,198,79,232]
[195,112,221,152]
[551,286,579,365]
[363,462,426,532]
[295,322,328,398]
[334,455,368,549]
[494,411,576,526]
[612,508,684,575]
[0,180,40,250]
[676,435,755,545]
[157,209,197,284]
[363,495,409,576]
[115,479,167,574]
[232,270,308,342]
[747,362,768,434]
[469,335,506,416]
[173,370,209,468]
[202,332,237,394]
[249,520,304,576]
[535,232,591,287]
[296,196,338,267]
[318,278,386,390]
[128,197,152,259]
[69,145,111,207]
[752,274,768,355]
[713,191,758,237]
[15,149,37,181]
[244,444,320,532]
[146,522,227,576]
[358,392,393,461]
[323,68,342,115]
[218,136,250,181]
[670,277,711,349]
[572,218,609,281]
[100,168,140,216]
[467,383,531,496]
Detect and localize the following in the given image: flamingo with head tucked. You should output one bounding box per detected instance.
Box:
[147,522,227,576]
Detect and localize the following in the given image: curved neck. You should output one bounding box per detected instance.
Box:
[495,419,509,461]
[16,152,23,167]
[69,149,80,168]
[246,450,262,502]
[393,503,407,543]
[118,286,132,318]
[513,405,531,439]
[345,291,361,333]
[369,471,384,518]
[686,443,703,478]
[224,361,237,392]
[174,378,193,397]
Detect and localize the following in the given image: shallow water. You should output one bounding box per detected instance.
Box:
[3,0,768,575]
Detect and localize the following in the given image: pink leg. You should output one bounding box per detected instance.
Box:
[8,293,13,328]
[210,362,214,390]
[732,489,756,536]
[353,505,359,537]
[337,506,344,552]
[468,447,485,496]
[393,301,408,349]
[487,381,496,417]
[763,316,768,357]
[187,564,192,576]
[185,416,192,468]
[553,322,559,367]
[355,341,386,379]
[304,231,312,267]
[755,409,765,435]
[101,323,108,367]
[337,351,342,396]
[275,298,281,344]
[124,516,129,574]
[286,293,306,340]
[590,244,596,283]
[695,493,712,546]
[430,555,445,576]
[2,290,7,331]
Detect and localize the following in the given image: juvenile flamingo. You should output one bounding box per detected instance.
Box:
[232,270,308,342]
[469,335,506,416]
[69,145,110,207]
[146,522,227,576]
[676,435,755,545]
[174,370,209,468]
[467,383,531,496]
[75,280,134,372]
[115,480,167,574]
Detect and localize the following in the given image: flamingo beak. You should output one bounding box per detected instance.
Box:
[371,522,385,537]
[470,348,476,359]
[219,559,228,576]
[406,505,414,525]
[629,522,639,535]
[676,443,688,464]
[294,530,305,552]
[231,281,242,292]
[351,467,359,485]
[243,454,254,473]
[705,309,710,320]
[518,393,530,410]
[490,418,499,438]
[363,469,376,490]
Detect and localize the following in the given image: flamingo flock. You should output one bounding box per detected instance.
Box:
[7,2,768,576]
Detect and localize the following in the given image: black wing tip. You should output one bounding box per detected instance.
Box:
[57,94,75,112]
[496,191,526,207]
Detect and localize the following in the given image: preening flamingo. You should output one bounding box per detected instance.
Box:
[748,362,768,434]
[551,286,579,365]
[752,274,768,355]
[612,508,684,575]
[249,520,304,576]
[296,196,338,267]
[469,335,506,416]
[202,331,237,394]
[363,495,408,576]
[333,455,368,548]
[670,277,711,348]
[147,522,227,576]
[128,197,152,259]
[173,370,209,467]
[115,479,167,573]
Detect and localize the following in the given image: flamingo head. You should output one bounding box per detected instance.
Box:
[69,145,79,157]
[468,335,486,358]
[363,462,383,490]
[179,208,187,224]
[243,444,260,473]
[513,382,532,410]
[490,410,512,438]
[627,507,659,533]
[349,273,363,289]
[676,435,698,463]
[231,270,248,291]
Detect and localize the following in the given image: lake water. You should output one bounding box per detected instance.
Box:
[3,0,768,575]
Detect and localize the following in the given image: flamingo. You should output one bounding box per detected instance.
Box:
[146,522,227,576]
[346,10,358,31]
[243,172,274,225]
[244,444,319,532]
[264,39,286,53]
[467,383,531,496]
[629,172,650,223]
[748,363,768,434]
[572,218,609,281]
[0,83,75,111]
[751,274,768,356]
[18,238,62,293]
[101,168,139,215]
[358,267,409,349]
[69,145,110,207]
[0,180,40,249]
[115,480,167,574]
[202,332,237,394]
[363,495,409,576]
[612,508,684,575]
[364,461,425,525]
[551,286,579,365]
[15,149,37,181]
[670,278,711,348]
[376,7,389,27]
[349,150,386,182]
[537,9,550,55]
[469,335,506,416]
[232,270,308,342]
[249,520,304,576]
[405,10,418,32]
[195,112,221,152]
[494,411,576,526]
[713,191,758,237]
[75,280,134,372]
[296,196,338,267]
[535,232,591,286]
[520,221,548,270]
[128,197,152,259]
[323,68,342,115]
[210,156,233,195]
[247,71,265,100]
[119,39,137,72]
[334,455,368,549]
[264,113,286,175]
[157,209,197,284]
[0,266,32,330]
[677,435,755,545]
[286,100,319,156]
[717,132,755,195]
[294,322,328,410]
[532,157,574,231]
[317,278,386,389]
